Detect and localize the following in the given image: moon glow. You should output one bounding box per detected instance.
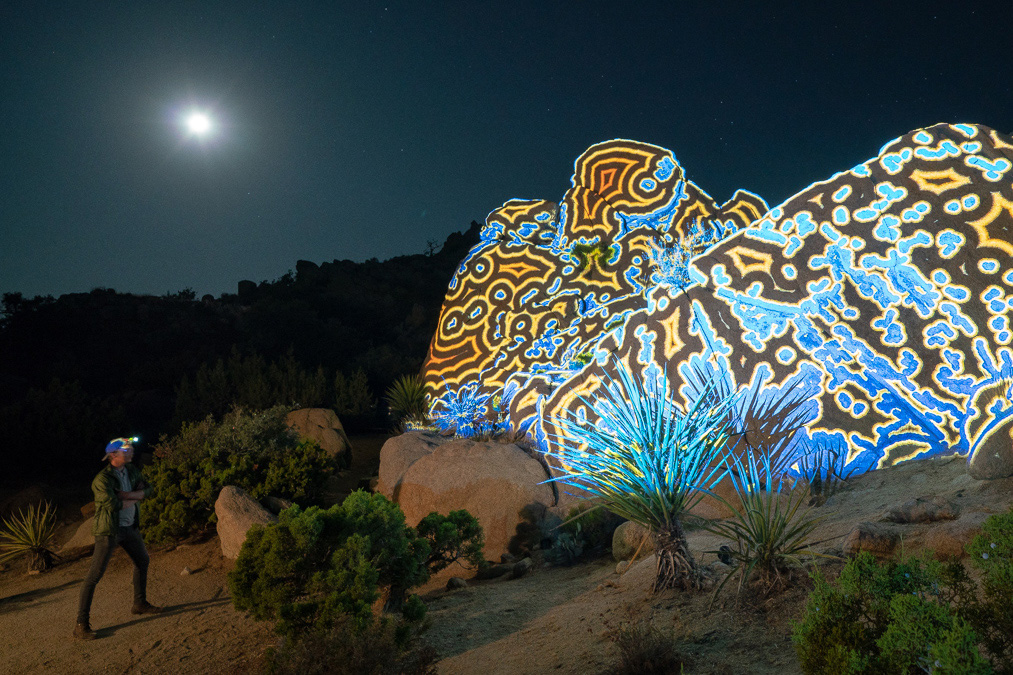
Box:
[185,112,212,135]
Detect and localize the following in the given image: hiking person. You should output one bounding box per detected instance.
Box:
[74,437,163,640]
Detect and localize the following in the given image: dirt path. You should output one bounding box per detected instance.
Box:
[0,537,275,674]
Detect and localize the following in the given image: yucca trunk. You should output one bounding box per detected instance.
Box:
[653,519,699,592]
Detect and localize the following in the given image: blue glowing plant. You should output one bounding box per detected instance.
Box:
[547,359,738,591]
[432,382,503,438]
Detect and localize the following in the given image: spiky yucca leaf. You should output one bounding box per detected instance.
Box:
[547,361,737,535]
[707,445,829,599]
[0,500,60,572]
[384,374,429,425]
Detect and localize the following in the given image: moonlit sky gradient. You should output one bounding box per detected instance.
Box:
[2,1,1010,299]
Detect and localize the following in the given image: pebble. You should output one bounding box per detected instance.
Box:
[181,566,192,575]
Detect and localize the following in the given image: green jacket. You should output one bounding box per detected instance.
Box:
[91,463,153,538]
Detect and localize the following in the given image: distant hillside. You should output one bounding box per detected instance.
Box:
[0,222,480,487]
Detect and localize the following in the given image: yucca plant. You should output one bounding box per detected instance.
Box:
[793,441,856,506]
[548,359,737,591]
[0,501,60,572]
[706,444,829,599]
[385,374,430,430]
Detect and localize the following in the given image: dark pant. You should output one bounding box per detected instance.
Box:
[76,525,149,624]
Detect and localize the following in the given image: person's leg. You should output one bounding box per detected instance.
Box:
[76,536,115,625]
[117,526,150,606]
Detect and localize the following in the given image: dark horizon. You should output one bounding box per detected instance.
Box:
[3,1,1010,300]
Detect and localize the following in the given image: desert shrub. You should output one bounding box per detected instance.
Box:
[609,621,687,675]
[416,509,484,574]
[173,349,329,427]
[230,491,482,639]
[792,551,990,674]
[0,501,60,572]
[334,367,376,429]
[229,492,429,637]
[543,503,625,566]
[561,503,625,553]
[964,507,1013,671]
[509,502,561,558]
[264,613,438,675]
[141,405,338,546]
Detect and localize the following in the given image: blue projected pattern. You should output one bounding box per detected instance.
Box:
[424,124,1013,477]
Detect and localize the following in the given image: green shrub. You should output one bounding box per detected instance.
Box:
[0,501,60,572]
[964,507,1013,671]
[229,492,429,637]
[792,552,990,674]
[561,503,625,552]
[543,503,625,566]
[416,509,484,574]
[264,612,438,675]
[141,405,338,546]
[229,491,482,639]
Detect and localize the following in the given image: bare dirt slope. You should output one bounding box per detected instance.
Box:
[1,450,1011,675]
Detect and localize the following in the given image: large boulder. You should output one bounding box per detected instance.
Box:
[376,432,445,499]
[968,437,1013,480]
[214,486,277,559]
[382,433,555,561]
[286,408,352,469]
[59,516,96,559]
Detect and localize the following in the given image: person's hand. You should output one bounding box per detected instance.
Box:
[117,490,145,501]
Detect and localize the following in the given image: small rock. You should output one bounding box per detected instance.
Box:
[28,569,40,576]
[882,496,959,524]
[181,566,192,576]
[511,557,534,579]
[843,522,901,558]
[615,560,632,575]
[476,563,512,580]
[612,521,654,562]
[500,552,517,564]
[920,511,992,559]
[445,577,468,591]
[261,496,293,515]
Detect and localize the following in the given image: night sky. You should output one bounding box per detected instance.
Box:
[2,1,1010,300]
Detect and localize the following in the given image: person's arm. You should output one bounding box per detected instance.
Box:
[93,471,122,513]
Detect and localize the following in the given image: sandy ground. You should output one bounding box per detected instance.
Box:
[1,445,1011,674]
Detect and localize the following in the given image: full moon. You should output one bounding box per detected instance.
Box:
[185,112,212,135]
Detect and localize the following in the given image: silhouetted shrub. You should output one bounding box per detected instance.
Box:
[263,613,438,675]
[172,350,328,427]
[141,405,337,546]
[609,621,687,675]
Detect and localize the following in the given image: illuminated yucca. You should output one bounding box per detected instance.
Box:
[547,360,737,591]
[705,444,828,599]
[0,501,60,572]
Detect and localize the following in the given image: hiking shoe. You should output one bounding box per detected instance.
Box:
[131,601,164,615]
[73,622,97,640]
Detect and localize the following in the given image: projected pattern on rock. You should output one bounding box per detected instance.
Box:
[423,124,1013,475]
